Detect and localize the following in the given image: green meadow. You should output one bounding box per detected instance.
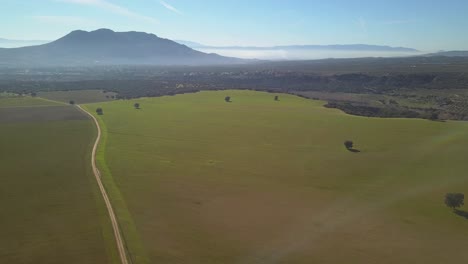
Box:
[85,90,468,264]
[0,97,117,264]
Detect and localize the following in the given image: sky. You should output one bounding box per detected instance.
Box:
[1,0,468,51]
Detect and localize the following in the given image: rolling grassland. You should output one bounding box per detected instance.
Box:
[82,90,468,263]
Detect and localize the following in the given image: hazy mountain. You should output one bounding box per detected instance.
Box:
[426,50,468,57]
[175,40,206,48]
[175,41,419,52]
[175,41,421,60]
[0,38,50,48]
[0,29,245,66]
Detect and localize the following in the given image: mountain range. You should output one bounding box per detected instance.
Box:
[0,29,244,66]
[175,40,420,52]
[425,50,468,57]
[1,29,467,67]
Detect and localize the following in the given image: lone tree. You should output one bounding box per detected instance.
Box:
[445,193,464,210]
[134,103,140,109]
[274,96,279,101]
[69,100,75,105]
[96,108,103,115]
[225,96,231,102]
[344,140,354,150]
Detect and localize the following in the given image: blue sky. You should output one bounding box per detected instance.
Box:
[1,0,468,51]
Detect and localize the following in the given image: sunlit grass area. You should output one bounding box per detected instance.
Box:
[84,90,468,263]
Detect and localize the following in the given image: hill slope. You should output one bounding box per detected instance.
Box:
[0,29,245,66]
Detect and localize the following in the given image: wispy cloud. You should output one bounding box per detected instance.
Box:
[32,15,99,27]
[57,0,158,23]
[160,0,182,15]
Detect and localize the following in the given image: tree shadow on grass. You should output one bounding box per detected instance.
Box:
[347,148,361,153]
[454,209,468,220]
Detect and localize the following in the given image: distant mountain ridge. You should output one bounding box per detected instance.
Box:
[0,38,49,48]
[0,29,245,66]
[425,50,468,57]
[175,40,419,52]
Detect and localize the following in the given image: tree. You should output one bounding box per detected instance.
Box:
[96,108,103,115]
[69,100,75,105]
[445,193,464,210]
[344,140,354,150]
[134,103,140,109]
[225,96,231,102]
[274,96,279,101]
[31,92,37,97]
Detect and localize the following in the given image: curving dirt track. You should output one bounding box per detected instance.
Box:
[77,105,129,264]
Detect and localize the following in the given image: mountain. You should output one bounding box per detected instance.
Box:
[0,38,49,48]
[425,50,468,57]
[0,29,245,66]
[175,40,206,48]
[175,41,419,52]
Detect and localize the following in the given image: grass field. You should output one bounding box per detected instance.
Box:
[0,97,117,263]
[0,96,63,108]
[84,90,468,264]
[38,90,117,104]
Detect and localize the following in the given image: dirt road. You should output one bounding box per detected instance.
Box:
[77,105,129,264]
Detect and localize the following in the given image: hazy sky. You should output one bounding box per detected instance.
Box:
[2,0,468,51]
